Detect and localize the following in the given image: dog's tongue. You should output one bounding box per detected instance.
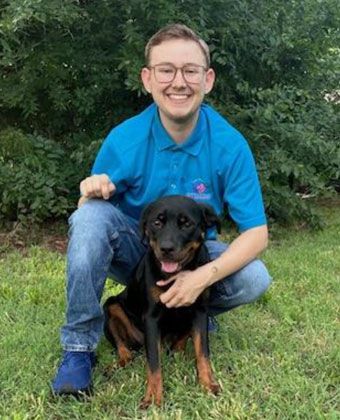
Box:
[161,261,179,273]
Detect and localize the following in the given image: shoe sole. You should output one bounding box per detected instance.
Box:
[52,385,93,398]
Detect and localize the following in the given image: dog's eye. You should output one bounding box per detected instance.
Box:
[153,219,163,228]
[178,218,192,229]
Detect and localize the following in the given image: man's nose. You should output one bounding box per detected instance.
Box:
[171,68,187,87]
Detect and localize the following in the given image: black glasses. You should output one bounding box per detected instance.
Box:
[148,63,208,84]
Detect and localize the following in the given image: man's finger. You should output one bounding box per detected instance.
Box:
[79,179,89,197]
[102,181,116,199]
[156,278,176,287]
[102,183,110,200]
[159,285,178,304]
[164,296,183,308]
[108,182,116,194]
[78,195,89,208]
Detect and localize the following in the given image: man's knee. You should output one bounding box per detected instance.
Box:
[236,259,272,303]
[209,259,272,315]
[69,199,120,229]
[67,200,122,267]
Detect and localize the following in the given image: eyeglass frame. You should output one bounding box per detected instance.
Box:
[147,63,209,84]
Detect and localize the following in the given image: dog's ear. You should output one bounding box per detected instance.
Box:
[199,203,221,234]
[139,202,156,238]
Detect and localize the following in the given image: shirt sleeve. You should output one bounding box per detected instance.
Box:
[223,141,267,232]
[91,129,129,194]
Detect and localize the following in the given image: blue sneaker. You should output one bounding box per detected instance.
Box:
[208,316,219,333]
[52,351,96,396]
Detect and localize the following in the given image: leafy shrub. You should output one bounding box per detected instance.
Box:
[215,85,339,225]
[0,129,73,222]
[0,0,339,225]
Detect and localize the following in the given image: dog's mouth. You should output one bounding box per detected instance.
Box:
[151,240,202,275]
[160,261,181,274]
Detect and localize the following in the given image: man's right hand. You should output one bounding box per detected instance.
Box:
[78,174,116,207]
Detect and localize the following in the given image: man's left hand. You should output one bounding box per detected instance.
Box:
[156,268,207,308]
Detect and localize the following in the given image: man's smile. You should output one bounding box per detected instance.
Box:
[166,93,192,103]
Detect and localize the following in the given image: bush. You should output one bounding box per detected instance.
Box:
[0,128,73,222]
[0,0,339,225]
[214,85,339,224]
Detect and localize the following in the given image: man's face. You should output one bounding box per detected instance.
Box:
[141,39,215,127]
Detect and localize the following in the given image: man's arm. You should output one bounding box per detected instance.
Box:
[201,224,268,287]
[157,225,268,308]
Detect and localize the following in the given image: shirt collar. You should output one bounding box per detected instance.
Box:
[152,106,206,156]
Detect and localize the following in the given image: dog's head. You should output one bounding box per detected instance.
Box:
[140,195,221,275]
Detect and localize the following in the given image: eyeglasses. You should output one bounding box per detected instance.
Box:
[148,63,208,84]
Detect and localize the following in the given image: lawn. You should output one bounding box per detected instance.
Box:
[0,203,339,419]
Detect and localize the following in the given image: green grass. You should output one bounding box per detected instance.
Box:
[0,205,339,419]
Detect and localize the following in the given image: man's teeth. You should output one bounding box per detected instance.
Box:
[168,94,189,99]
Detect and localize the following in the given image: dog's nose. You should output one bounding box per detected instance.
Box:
[160,242,175,255]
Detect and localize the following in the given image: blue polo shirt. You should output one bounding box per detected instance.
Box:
[92,103,266,234]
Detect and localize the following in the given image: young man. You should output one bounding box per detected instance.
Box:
[52,24,271,395]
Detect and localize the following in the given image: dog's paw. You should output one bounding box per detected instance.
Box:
[199,377,221,396]
[140,392,162,410]
[118,354,132,367]
[139,397,152,410]
[117,346,133,367]
[209,381,221,395]
[140,396,162,410]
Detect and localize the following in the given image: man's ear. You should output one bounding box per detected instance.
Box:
[141,67,152,93]
[199,203,221,233]
[204,68,215,94]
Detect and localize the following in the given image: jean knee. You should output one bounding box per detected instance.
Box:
[238,260,272,302]
[67,200,121,263]
[69,199,130,242]
[69,199,119,228]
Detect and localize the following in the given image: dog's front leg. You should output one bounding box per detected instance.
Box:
[192,309,220,395]
[140,315,163,409]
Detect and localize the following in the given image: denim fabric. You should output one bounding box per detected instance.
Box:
[60,199,271,351]
[205,240,272,315]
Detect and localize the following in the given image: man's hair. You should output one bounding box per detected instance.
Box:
[145,24,210,67]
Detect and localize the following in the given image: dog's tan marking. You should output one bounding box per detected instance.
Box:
[108,303,143,344]
[140,366,163,409]
[150,286,162,302]
[107,303,144,367]
[171,331,190,352]
[177,240,201,259]
[192,329,220,395]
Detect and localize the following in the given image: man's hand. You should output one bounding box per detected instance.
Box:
[78,174,116,207]
[156,267,208,308]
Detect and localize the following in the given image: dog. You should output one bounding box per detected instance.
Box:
[103,195,221,408]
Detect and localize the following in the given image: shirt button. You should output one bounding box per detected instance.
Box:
[171,183,176,189]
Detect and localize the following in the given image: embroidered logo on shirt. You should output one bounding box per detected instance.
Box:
[195,181,207,194]
[186,179,211,200]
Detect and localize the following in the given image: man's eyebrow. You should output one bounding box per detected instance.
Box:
[150,62,206,67]
[150,62,174,66]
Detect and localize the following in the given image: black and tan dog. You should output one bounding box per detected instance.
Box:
[103,195,221,408]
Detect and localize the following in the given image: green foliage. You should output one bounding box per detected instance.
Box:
[216,85,339,225]
[0,0,339,224]
[0,128,73,222]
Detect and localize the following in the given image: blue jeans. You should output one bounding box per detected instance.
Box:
[61,199,272,351]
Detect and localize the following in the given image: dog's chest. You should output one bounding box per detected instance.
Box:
[158,305,197,335]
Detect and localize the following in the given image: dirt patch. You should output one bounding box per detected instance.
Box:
[0,220,68,256]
